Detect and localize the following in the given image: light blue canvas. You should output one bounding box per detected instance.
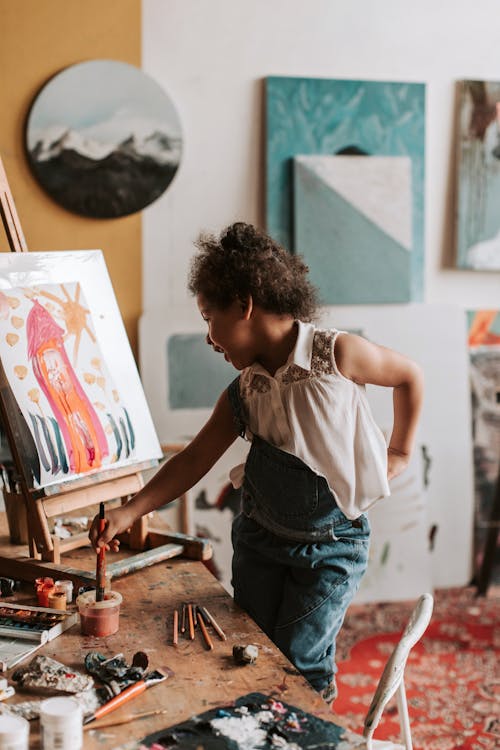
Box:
[294,156,411,304]
[167,334,236,409]
[266,76,425,301]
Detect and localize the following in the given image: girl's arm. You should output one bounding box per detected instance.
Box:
[88,389,239,550]
[335,333,424,481]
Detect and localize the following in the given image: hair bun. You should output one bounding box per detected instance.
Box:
[220,222,259,251]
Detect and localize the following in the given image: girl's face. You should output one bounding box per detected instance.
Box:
[197,294,256,370]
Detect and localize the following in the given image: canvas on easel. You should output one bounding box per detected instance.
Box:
[0,155,211,583]
[0,250,162,493]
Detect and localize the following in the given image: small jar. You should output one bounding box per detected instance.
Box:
[55,579,73,604]
[48,590,67,610]
[0,714,29,750]
[40,696,82,750]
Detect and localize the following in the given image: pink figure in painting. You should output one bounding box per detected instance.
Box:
[26,300,108,474]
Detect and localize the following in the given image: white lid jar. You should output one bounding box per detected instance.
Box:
[0,714,29,750]
[40,696,82,750]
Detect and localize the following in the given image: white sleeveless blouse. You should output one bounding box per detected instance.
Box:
[231,320,390,519]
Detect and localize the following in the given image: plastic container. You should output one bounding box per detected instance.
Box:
[76,590,122,636]
[35,577,55,607]
[55,579,73,603]
[40,696,82,750]
[0,714,29,750]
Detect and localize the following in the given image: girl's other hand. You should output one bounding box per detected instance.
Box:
[387,447,409,481]
[88,506,133,553]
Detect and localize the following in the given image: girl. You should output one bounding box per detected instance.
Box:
[89,222,423,703]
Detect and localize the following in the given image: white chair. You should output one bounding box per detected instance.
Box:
[340,593,434,750]
[364,592,434,749]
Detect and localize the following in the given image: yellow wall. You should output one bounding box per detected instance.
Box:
[0,0,142,357]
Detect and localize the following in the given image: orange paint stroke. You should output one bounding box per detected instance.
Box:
[40,283,96,365]
[468,310,500,347]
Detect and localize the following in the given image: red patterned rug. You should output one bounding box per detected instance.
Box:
[334,587,500,750]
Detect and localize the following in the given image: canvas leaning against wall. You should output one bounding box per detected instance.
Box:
[456,80,500,270]
[467,310,500,584]
[0,251,162,492]
[319,304,473,594]
[140,311,248,591]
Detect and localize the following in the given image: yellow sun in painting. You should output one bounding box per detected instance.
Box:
[40,283,96,365]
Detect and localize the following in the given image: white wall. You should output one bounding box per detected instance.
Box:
[142,0,500,317]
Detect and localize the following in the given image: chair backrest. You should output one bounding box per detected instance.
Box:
[363,593,434,743]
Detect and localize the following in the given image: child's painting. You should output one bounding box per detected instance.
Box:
[25,60,182,219]
[266,76,425,303]
[0,251,162,492]
[456,81,500,270]
[467,310,500,584]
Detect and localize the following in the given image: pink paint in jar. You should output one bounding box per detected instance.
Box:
[76,590,122,636]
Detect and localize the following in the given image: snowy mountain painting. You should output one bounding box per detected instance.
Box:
[25,60,182,218]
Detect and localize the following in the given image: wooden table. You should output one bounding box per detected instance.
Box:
[0,522,345,749]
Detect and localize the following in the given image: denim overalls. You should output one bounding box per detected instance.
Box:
[228,376,370,699]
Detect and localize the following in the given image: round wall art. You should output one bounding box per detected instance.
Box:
[25,60,182,218]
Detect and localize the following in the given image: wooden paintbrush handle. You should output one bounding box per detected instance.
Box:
[93,679,147,720]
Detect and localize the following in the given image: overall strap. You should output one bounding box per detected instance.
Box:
[227,376,246,438]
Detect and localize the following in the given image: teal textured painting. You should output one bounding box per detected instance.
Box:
[167,334,236,409]
[266,76,425,301]
[456,80,500,270]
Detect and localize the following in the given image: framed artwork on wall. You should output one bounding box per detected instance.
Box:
[0,251,162,492]
[25,60,182,218]
[455,80,500,270]
[266,76,426,304]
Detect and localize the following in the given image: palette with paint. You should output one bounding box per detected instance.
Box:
[115,692,355,749]
[0,602,77,642]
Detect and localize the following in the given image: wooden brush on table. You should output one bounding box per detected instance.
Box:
[96,502,106,602]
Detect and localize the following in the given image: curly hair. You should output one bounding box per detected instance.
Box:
[188,222,319,321]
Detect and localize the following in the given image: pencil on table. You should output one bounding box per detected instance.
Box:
[200,606,227,641]
[180,603,186,633]
[187,603,195,640]
[193,605,198,627]
[172,609,178,646]
[196,606,214,650]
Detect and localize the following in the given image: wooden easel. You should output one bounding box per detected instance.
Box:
[0,157,210,586]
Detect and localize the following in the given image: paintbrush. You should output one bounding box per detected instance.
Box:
[83,707,168,731]
[96,502,106,602]
[83,669,167,725]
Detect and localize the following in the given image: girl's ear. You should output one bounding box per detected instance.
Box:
[240,295,253,320]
